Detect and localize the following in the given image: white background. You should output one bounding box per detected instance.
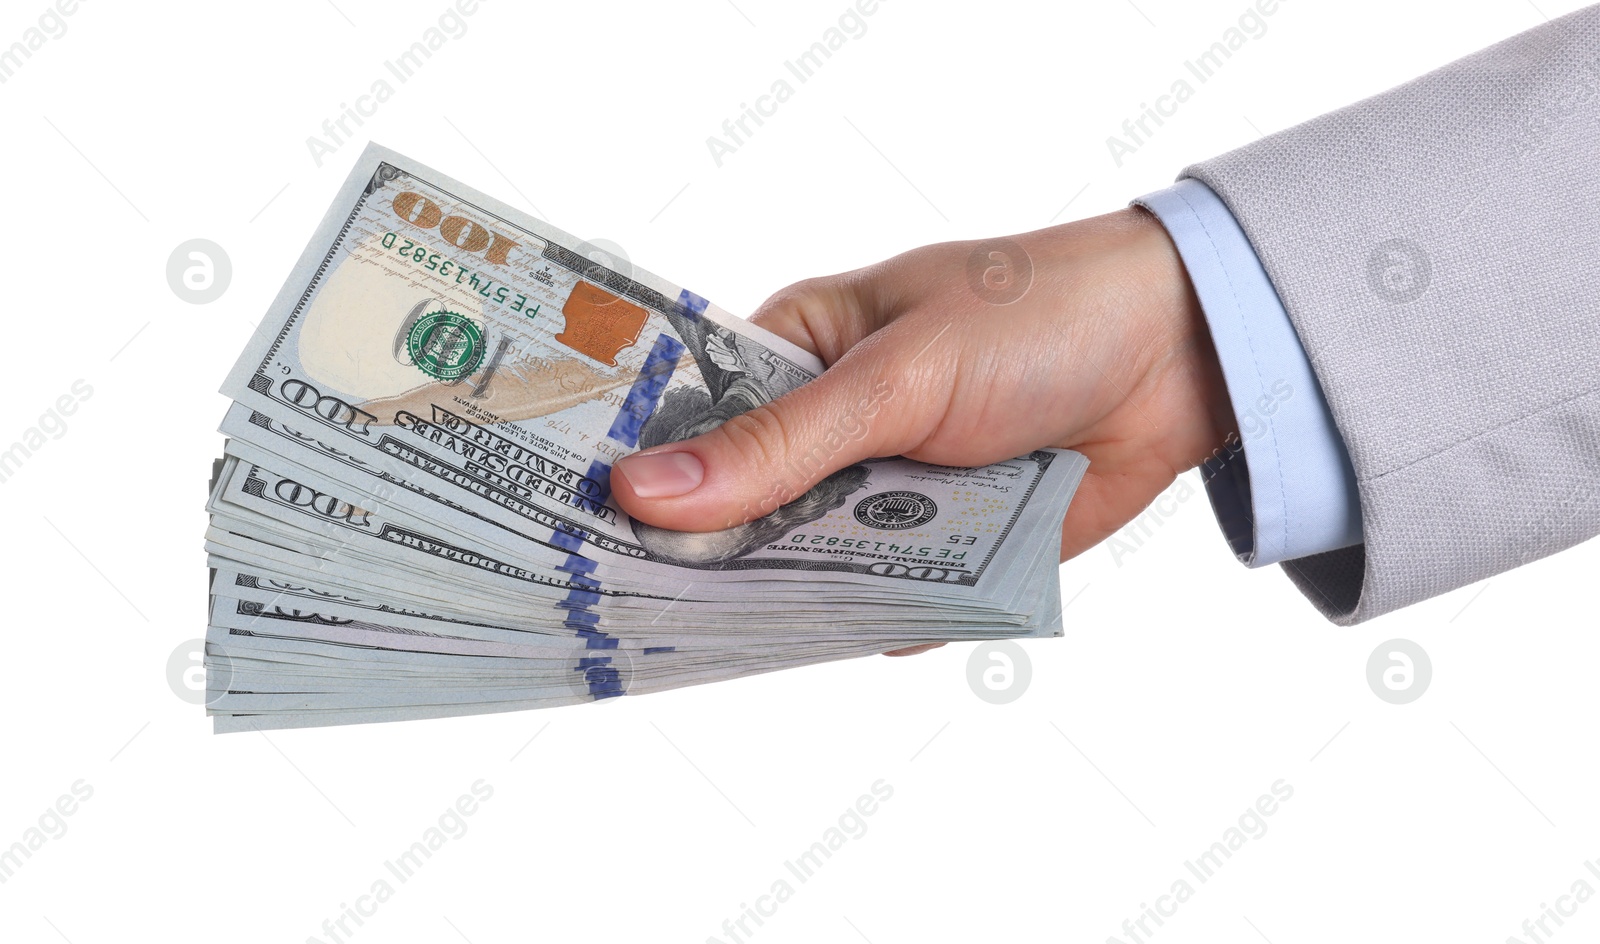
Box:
[1,0,1595,941]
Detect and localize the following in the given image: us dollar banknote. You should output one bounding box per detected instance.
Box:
[205,143,1090,730]
[220,144,1085,601]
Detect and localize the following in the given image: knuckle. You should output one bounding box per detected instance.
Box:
[754,275,868,364]
[761,276,832,315]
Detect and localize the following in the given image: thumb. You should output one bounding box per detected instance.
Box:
[610,345,905,533]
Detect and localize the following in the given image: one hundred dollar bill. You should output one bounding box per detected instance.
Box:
[220,144,1086,603]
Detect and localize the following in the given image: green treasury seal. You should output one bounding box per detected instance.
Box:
[406,310,485,381]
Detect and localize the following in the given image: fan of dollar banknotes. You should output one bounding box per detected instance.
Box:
[203,144,1087,731]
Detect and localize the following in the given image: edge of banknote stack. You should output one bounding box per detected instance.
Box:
[203,142,1088,732]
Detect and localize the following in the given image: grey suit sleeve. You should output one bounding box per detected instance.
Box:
[1182,6,1600,625]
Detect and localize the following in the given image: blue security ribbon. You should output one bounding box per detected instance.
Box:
[553,309,692,696]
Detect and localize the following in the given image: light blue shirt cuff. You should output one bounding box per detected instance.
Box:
[1133,179,1362,567]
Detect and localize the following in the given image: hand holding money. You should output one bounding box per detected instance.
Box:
[203,144,1104,730]
[614,208,1232,564]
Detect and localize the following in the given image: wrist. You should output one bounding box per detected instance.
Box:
[1122,206,1237,471]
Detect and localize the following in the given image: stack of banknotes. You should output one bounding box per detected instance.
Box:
[204,144,1087,731]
